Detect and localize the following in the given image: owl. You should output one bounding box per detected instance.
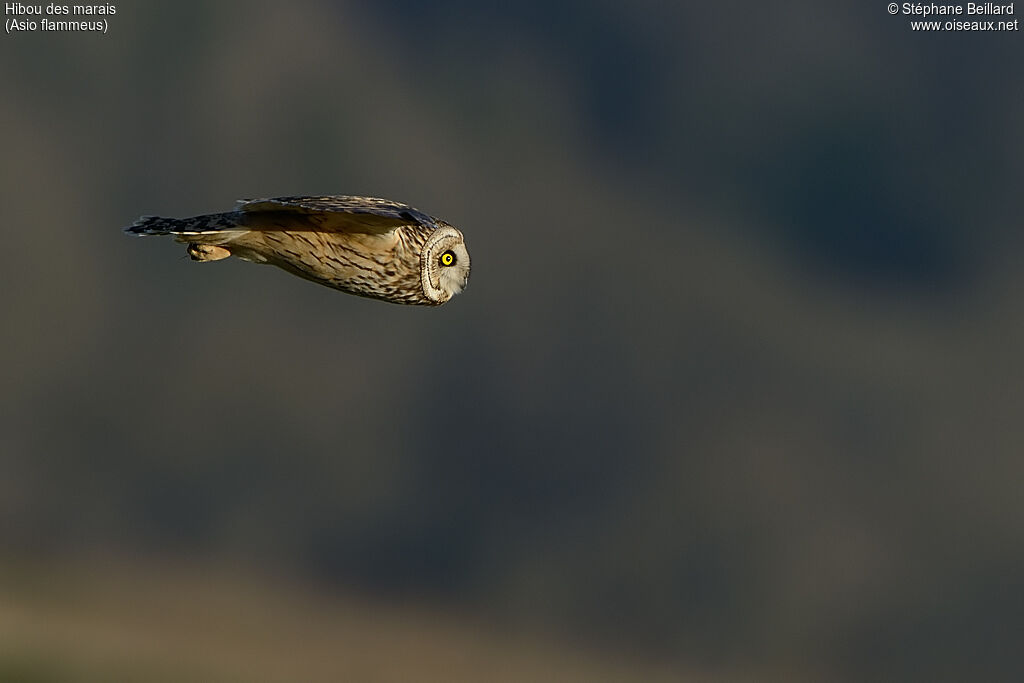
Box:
[124,195,470,305]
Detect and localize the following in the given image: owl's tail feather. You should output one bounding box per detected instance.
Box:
[124,212,243,238]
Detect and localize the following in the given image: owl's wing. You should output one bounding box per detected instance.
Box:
[235,196,435,234]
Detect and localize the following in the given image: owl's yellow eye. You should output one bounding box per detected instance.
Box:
[440,250,455,267]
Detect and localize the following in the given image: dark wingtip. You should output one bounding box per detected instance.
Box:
[123,215,162,235]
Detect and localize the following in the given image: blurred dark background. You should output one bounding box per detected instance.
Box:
[1,2,1022,681]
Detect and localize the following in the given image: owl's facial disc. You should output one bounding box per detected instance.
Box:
[421,225,470,303]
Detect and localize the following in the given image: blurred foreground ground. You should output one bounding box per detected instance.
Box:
[0,557,705,683]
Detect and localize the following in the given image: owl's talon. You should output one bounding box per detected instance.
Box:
[187,244,231,262]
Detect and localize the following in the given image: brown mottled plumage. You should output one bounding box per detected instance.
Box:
[124,196,471,305]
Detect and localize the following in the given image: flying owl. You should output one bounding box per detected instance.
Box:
[124,195,470,305]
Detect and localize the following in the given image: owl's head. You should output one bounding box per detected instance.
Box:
[420,223,470,304]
